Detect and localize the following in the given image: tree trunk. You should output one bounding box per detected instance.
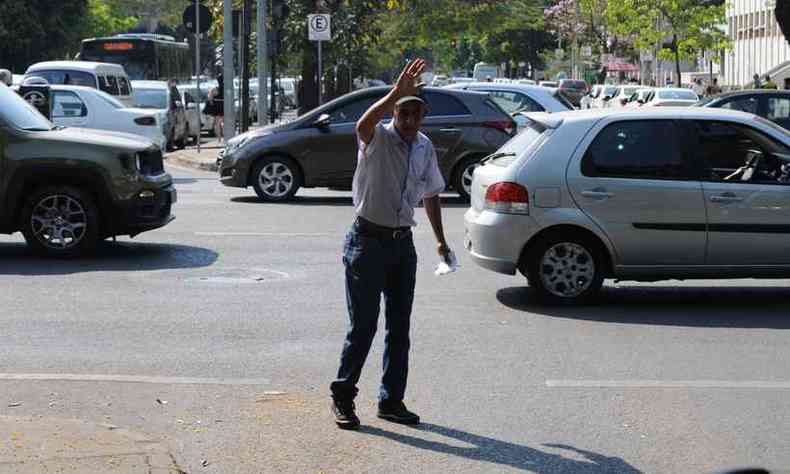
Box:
[673,34,681,86]
[299,42,318,115]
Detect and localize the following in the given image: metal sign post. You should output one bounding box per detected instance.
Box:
[308,14,331,106]
[195,0,200,153]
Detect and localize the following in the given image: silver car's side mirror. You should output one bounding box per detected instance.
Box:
[314,113,331,129]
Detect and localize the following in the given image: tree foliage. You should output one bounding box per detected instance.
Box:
[607,0,730,83]
[82,0,139,39]
[777,0,790,45]
[0,0,88,72]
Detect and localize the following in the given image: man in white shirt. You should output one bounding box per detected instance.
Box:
[330,59,451,430]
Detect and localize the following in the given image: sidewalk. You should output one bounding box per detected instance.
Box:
[0,416,183,473]
[167,139,222,173]
[167,110,298,173]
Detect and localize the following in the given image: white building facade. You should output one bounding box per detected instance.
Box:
[724,0,790,87]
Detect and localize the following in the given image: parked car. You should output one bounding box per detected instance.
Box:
[48,85,166,152]
[178,87,202,144]
[591,85,619,109]
[557,79,588,108]
[177,84,214,135]
[444,82,572,131]
[132,80,189,150]
[606,85,647,108]
[464,107,790,303]
[431,74,449,87]
[0,83,175,257]
[218,86,516,201]
[580,85,603,109]
[624,88,654,108]
[698,90,790,131]
[642,88,699,107]
[25,61,134,106]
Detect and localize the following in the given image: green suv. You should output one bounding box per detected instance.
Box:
[0,84,176,257]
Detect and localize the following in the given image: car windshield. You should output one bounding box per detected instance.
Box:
[94,89,124,109]
[659,90,698,100]
[25,69,96,88]
[494,121,548,166]
[562,80,586,90]
[603,86,618,96]
[622,87,640,96]
[133,89,167,109]
[552,90,574,110]
[0,83,53,131]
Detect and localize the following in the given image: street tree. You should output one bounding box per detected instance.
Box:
[0,0,88,73]
[777,0,790,45]
[608,0,729,84]
[81,0,139,39]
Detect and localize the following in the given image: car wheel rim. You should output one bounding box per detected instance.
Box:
[539,243,595,298]
[461,162,478,196]
[30,194,87,250]
[258,162,294,198]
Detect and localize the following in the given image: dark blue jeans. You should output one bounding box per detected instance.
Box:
[330,222,418,405]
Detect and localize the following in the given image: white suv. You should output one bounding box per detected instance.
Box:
[464,108,790,303]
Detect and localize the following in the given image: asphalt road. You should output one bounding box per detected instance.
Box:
[1,162,790,473]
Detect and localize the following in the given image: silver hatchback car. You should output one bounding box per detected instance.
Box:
[464,108,790,303]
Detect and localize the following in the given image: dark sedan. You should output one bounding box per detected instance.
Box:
[218,86,516,201]
[699,90,790,131]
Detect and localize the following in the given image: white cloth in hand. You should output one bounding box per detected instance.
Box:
[434,249,459,276]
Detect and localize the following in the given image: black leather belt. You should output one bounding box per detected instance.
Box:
[355,217,411,240]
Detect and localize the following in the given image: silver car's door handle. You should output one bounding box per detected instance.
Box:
[581,189,614,199]
[710,193,744,203]
[439,128,461,133]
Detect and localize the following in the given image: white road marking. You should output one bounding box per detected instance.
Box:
[195,232,331,237]
[0,373,269,386]
[546,380,790,389]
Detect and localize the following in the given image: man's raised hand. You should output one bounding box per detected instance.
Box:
[394,59,426,98]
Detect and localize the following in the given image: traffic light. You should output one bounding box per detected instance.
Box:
[272,0,290,24]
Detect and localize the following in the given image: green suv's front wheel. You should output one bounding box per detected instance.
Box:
[21,186,100,258]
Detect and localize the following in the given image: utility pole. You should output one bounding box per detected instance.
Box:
[194,0,201,153]
[223,0,235,141]
[257,0,268,124]
[240,0,251,132]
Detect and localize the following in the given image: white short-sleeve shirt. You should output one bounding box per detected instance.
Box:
[352,122,445,228]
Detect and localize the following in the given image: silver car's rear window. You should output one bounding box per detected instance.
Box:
[491,122,547,166]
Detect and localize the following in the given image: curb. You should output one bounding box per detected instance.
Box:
[166,149,219,173]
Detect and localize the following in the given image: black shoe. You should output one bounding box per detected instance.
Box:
[331,399,360,430]
[377,401,420,425]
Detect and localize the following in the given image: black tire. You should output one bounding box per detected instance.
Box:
[453,156,482,202]
[522,233,606,304]
[175,133,186,150]
[250,156,302,202]
[20,186,100,258]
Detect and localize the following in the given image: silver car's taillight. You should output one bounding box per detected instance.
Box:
[484,182,529,214]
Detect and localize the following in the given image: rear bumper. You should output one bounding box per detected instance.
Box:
[463,207,537,276]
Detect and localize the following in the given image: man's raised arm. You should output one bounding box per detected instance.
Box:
[356,59,426,146]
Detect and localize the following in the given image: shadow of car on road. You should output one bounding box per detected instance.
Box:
[0,241,218,276]
[360,423,640,473]
[496,285,790,329]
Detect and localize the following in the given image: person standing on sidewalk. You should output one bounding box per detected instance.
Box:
[330,58,451,430]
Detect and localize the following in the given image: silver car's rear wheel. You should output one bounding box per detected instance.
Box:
[524,234,605,304]
[539,243,595,298]
[251,157,302,202]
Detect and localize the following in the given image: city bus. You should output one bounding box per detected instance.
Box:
[80,34,191,82]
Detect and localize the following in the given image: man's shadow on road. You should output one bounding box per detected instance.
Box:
[359,422,641,473]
